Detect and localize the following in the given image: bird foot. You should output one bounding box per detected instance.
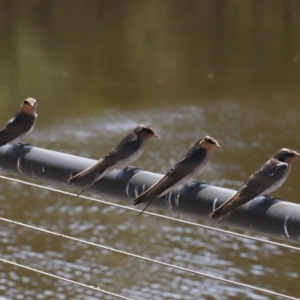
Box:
[13,142,31,148]
[199,180,208,185]
[187,181,198,187]
[263,195,275,201]
[124,165,136,170]
[124,165,143,171]
[186,180,208,188]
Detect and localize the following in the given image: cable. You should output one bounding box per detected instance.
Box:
[0,175,299,252]
[0,217,299,300]
[0,256,133,300]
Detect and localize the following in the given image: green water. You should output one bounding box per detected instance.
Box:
[1,1,300,299]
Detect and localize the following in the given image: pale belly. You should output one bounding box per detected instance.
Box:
[261,173,288,195]
[114,144,144,169]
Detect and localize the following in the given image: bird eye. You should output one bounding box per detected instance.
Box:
[205,138,215,145]
[142,127,153,134]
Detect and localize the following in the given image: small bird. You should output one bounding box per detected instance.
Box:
[133,135,220,215]
[209,148,300,226]
[0,98,38,147]
[68,124,157,196]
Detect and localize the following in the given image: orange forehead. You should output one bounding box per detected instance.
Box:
[199,137,219,150]
[21,100,38,115]
[140,130,155,140]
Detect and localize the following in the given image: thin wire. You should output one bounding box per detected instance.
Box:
[0,256,133,300]
[0,217,299,300]
[1,175,299,252]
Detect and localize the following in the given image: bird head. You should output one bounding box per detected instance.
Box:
[274,148,300,165]
[199,136,220,151]
[135,124,158,140]
[21,98,38,116]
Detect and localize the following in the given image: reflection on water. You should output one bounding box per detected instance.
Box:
[3,104,300,299]
[1,1,300,299]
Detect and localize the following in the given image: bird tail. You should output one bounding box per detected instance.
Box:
[67,162,103,184]
[208,194,236,226]
[132,192,148,205]
[208,208,226,227]
[210,212,232,227]
[136,200,155,216]
[67,172,82,184]
[76,178,98,197]
[68,171,100,197]
[208,205,225,219]
[132,188,158,216]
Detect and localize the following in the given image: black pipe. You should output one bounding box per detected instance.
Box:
[0,144,299,243]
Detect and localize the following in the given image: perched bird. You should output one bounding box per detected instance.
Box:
[0,98,38,147]
[68,124,157,196]
[209,148,300,226]
[133,135,220,215]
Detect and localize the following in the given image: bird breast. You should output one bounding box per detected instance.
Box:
[113,142,145,169]
[262,165,289,195]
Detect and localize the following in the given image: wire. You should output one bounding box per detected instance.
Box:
[0,256,133,300]
[0,217,299,300]
[0,175,299,252]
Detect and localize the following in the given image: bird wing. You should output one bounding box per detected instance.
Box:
[133,144,206,205]
[0,112,35,146]
[238,159,288,200]
[209,159,288,220]
[101,132,142,165]
[68,134,142,183]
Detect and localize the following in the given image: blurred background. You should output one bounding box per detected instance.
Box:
[1,0,300,299]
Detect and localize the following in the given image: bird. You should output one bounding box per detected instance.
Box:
[68,124,157,196]
[0,98,38,147]
[132,135,220,215]
[209,148,300,226]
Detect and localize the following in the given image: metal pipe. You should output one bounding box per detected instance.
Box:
[0,144,299,243]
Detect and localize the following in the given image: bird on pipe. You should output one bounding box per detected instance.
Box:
[0,98,38,147]
[133,135,220,215]
[209,148,300,226]
[68,124,157,196]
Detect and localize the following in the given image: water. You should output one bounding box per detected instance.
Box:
[1,1,300,299]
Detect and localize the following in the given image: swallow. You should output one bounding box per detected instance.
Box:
[68,124,157,196]
[209,148,300,226]
[0,98,38,147]
[133,136,220,215]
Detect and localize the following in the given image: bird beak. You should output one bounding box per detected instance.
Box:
[216,144,221,148]
[297,153,300,156]
[154,134,158,138]
[27,101,36,107]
